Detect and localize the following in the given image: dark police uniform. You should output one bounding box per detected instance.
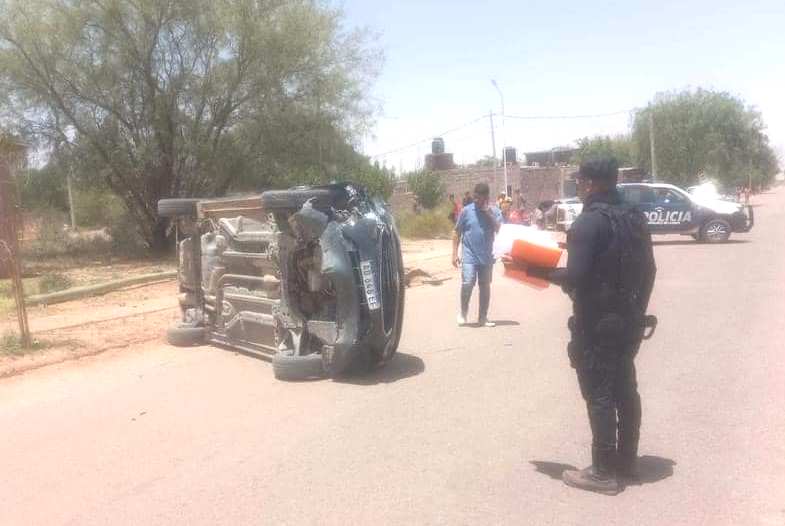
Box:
[532,189,656,476]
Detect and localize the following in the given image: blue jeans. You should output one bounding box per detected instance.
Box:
[461,262,493,321]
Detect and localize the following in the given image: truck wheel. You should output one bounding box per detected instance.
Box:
[166,325,207,346]
[158,198,200,218]
[272,350,325,381]
[261,186,347,212]
[700,218,732,243]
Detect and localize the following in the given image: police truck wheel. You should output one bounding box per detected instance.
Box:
[700,218,731,243]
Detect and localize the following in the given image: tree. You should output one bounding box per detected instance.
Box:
[0,0,381,252]
[406,170,444,209]
[632,89,779,190]
[573,135,635,166]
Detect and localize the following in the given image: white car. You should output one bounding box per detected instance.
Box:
[546,197,583,231]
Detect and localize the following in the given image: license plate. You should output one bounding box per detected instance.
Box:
[360,260,380,310]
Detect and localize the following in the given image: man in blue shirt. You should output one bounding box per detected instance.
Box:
[452,182,503,327]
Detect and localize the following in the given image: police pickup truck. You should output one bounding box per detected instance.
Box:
[617,182,753,242]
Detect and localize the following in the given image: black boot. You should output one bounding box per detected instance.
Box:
[617,450,639,482]
[562,447,619,495]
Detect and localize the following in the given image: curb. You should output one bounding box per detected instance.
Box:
[25,271,177,306]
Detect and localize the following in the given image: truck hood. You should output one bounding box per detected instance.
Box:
[693,197,743,215]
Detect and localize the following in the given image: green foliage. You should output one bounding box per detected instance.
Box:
[38,273,72,294]
[0,0,381,251]
[72,188,125,228]
[573,135,635,166]
[1,331,48,356]
[275,158,396,200]
[632,89,779,189]
[19,165,68,211]
[345,162,396,200]
[406,171,444,209]
[107,210,147,257]
[0,332,21,355]
[396,204,453,239]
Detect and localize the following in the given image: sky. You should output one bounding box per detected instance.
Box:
[337,0,785,172]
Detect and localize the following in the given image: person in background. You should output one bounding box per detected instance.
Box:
[534,203,546,229]
[448,193,461,223]
[500,196,513,223]
[452,182,502,327]
[462,191,473,207]
[515,189,526,210]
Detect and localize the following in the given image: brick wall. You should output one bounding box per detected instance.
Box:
[429,165,575,208]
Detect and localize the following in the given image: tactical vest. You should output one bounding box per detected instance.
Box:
[578,201,652,328]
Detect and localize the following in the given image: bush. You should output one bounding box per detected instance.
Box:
[1,331,48,356]
[74,188,125,228]
[21,203,146,259]
[19,166,68,212]
[108,210,147,257]
[396,204,454,239]
[406,171,444,209]
[1,332,21,355]
[38,273,73,294]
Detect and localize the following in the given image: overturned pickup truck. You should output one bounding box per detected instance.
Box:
[158,184,405,381]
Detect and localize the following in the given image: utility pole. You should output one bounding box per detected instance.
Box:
[491,80,508,195]
[66,162,77,231]
[649,111,658,182]
[489,111,498,183]
[316,80,323,175]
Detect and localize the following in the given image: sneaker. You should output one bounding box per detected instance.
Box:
[562,467,620,496]
[457,314,468,326]
[479,319,496,327]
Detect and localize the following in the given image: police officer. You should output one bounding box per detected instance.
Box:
[526,157,656,495]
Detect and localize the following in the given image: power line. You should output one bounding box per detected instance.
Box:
[369,114,487,158]
[505,109,632,120]
[369,109,634,160]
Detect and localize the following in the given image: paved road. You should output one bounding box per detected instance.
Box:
[2,188,784,526]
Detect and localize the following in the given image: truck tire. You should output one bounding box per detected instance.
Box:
[272,350,325,381]
[700,218,732,243]
[261,187,347,212]
[158,198,200,218]
[166,325,207,346]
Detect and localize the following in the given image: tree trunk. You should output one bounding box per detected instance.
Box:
[148,217,174,256]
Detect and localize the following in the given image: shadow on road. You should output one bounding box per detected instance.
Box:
[462,320,521,328]
[530,455,676,486]
[653,239,750,247]
[633,455,677,485]
[530,461,576,480]
[335,352,425,386]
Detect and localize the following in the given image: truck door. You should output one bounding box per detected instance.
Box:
[654,189,693,232]
[619,185,659,230]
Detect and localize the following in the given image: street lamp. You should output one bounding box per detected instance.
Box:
[491,79,508,195]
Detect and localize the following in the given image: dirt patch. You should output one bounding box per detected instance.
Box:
[0,259,176,316]
[0,303,179,378]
